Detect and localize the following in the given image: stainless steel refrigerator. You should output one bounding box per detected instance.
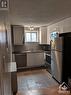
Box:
[51,32,71,84]
[51,32,62,83]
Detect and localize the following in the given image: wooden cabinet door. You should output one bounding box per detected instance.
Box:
[11,25,24,45]
[27,53,44,67]
[40,26,47,44]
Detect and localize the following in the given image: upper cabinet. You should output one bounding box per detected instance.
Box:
[11,25,48,45]
[11,25,24,45]
[39,26,47,44]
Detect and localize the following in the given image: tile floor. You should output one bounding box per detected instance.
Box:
[17,69,58,92]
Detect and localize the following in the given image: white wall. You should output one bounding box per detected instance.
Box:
[47,17,71,44]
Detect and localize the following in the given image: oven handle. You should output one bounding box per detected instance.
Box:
[46,54,51,56]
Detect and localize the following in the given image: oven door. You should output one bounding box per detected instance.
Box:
[46,54,51,64]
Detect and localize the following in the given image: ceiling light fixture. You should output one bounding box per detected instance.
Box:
[29,26,34,31]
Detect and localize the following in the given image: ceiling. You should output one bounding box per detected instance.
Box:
[9,0,71,26]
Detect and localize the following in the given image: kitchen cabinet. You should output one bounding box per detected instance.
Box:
[11,25,24,45]
[40,26,47,44]
[14,51,44,69]
[27,52,44,67]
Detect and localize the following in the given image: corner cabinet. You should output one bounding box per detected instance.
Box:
[11,25,24,45]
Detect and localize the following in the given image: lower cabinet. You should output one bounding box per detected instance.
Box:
[15,52,45,69]
[27,52,44,67]
[15,53,27,69]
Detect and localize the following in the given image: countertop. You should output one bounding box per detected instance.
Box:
[12,50,45,54]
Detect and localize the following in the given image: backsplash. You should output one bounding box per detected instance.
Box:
[13,43,51,52]
[39,44,51,51]
[13,42,41,52]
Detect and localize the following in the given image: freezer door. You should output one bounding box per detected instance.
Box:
[51,50,62,83]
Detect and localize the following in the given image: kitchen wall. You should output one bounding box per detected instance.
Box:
[47,17,71,44]
[13,43,41,52]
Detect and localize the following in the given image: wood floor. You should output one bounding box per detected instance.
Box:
[16,69,58,95]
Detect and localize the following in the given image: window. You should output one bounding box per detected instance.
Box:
[25,32,37,42]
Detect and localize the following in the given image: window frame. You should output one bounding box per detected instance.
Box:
[25,31,38,42]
